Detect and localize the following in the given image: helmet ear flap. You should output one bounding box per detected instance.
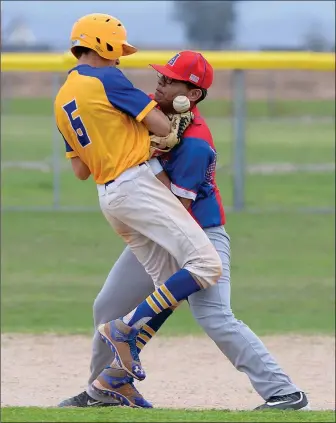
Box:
[106,41,123,58]
[93,37,122,59]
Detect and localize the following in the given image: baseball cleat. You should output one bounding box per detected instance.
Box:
[254,391,311,411]
[98,320,146,381]
[91,366,153,408]
[58,390,119,407]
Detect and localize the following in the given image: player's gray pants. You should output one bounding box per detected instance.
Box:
[87,226,299,401]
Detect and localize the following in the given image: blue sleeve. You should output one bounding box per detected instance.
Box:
[64,138,73,152]
[100,68,156,121]
[167,137,214,200]
[57,126,73,152]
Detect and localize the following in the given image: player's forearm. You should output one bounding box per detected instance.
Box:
[142,108,171,137]
[71,157,91,180]
[177,196,192,210]
[155,170,171,189]
[148,159,171,190]
[155,171,191,209]
[149,159,192,209]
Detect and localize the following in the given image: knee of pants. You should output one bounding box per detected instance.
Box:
[186,245,222,289]
[93,294,119,326]
[93,295,104,326]
[193,307,237,338]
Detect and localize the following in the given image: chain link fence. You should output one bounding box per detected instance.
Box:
[1,68,335,212]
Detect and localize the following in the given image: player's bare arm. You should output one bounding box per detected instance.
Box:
[156,170,192,209]
[154,169,170,189]
[142,108,171,137]
[176,196,192,210]
[70,157,91,180]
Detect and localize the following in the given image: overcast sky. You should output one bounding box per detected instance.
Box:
[2,1,335,49]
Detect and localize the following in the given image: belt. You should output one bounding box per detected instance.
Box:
[104,162,147,187]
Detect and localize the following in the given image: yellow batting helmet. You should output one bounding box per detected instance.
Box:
[70,13,137,60]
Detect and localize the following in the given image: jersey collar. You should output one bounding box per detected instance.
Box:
[68,64,92,75]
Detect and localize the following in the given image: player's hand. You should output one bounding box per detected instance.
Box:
[149,111,194,158]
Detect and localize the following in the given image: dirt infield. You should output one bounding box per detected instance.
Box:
[1,334,335,410]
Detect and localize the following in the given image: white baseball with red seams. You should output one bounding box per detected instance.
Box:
[173,95,190,113]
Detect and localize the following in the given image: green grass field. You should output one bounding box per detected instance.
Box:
[2,408,335,423]
[1,98,335,422]
[1,98,335,209]
[2,211,335,335]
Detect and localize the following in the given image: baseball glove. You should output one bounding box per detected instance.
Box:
[149,111,194,158]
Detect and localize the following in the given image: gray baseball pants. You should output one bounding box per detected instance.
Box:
[87,225,299,401]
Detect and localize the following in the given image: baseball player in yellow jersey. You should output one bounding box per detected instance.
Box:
[55,13,222,386]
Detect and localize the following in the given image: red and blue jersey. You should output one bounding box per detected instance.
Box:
[159,106,226,229]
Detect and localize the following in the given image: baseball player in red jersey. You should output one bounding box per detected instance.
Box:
[59,51,309,411]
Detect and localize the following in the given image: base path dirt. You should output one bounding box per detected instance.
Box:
[1,334,335,410]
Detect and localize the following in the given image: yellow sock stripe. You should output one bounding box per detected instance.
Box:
[160,285,177,305]
[152,294,164,311]
[153,290,170,309]
[146,296,161,314]
[136,341,145,350]
[142,328,154,339]
[157,288,173,306]
[143,324,156,337]
[138,333,151,343]
[137,336,147,346]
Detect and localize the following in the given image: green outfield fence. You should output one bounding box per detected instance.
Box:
[1,51,335,213]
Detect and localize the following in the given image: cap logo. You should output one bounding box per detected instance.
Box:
[189,74,199,83]
[71,40,81,47]
[167,53,180,67]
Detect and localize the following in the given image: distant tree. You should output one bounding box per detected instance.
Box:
[302,22,332,52]
[173,1,240,50]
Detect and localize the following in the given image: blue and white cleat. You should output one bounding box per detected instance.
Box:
[91,366,153,408]
[98,320,146,381]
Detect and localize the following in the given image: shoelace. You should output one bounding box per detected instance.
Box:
[128,336,140,363]
[268,393,299,402]
[75,391,90,405]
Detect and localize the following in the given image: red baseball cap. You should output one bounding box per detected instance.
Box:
[150,50,214,90]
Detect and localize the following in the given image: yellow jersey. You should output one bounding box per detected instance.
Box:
[54,64,156,184]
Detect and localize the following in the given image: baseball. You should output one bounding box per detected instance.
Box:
[173,95,190,113]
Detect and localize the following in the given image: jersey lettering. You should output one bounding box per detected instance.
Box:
[62,99,91,148]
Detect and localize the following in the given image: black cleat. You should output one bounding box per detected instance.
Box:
[255,391,310,411]
[58,390,119,407]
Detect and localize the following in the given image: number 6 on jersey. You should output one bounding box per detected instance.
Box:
[62,99,91,148]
